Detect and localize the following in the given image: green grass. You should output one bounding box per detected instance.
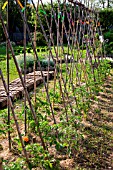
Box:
[0,44,86,83]
[0,45,20,83]
[0,45,6,60]
[0,59,18,82]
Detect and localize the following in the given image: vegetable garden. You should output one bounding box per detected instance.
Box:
[0,0,113,169]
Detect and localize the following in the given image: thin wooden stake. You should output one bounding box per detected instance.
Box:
[0,12,46,150]
[0,69,30,166]
[7,0,11,151]
[16,0,57,125]
[34,1,39,110]
[24,0,27,135]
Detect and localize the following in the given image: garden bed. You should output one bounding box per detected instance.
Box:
[0,72,113,169]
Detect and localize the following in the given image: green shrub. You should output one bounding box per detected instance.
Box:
[103,31,113,54]
[105,42,113,54]
[99,9,113,32]
[16,54,55,71]
[37,58,54,68]
[104,31,113,42]
[16,53,34,70]
[36,32,47,46]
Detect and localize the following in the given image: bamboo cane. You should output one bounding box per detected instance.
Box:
[7,0,11,151]
[34,1,39,111]
[33,0,76,114]
[24,0,27,135]
[16,0,57,125]
[0,12,46,150]
[0,69,30,166]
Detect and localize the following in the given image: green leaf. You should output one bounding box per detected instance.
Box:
[21,7,25,13]
[58,14,60,19]
[39,9,46,15]
[36,97,49,106]
[46,108,51,115]
[61,16,65,22]
[0,129,6,135]
[48,161,53,168]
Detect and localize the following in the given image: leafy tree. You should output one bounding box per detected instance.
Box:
[0,0,31,42]
[0,0,7,42]
[99,8,113,31]
[89,0,113,8]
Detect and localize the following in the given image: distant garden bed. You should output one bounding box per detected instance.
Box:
[16,53,55,74]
